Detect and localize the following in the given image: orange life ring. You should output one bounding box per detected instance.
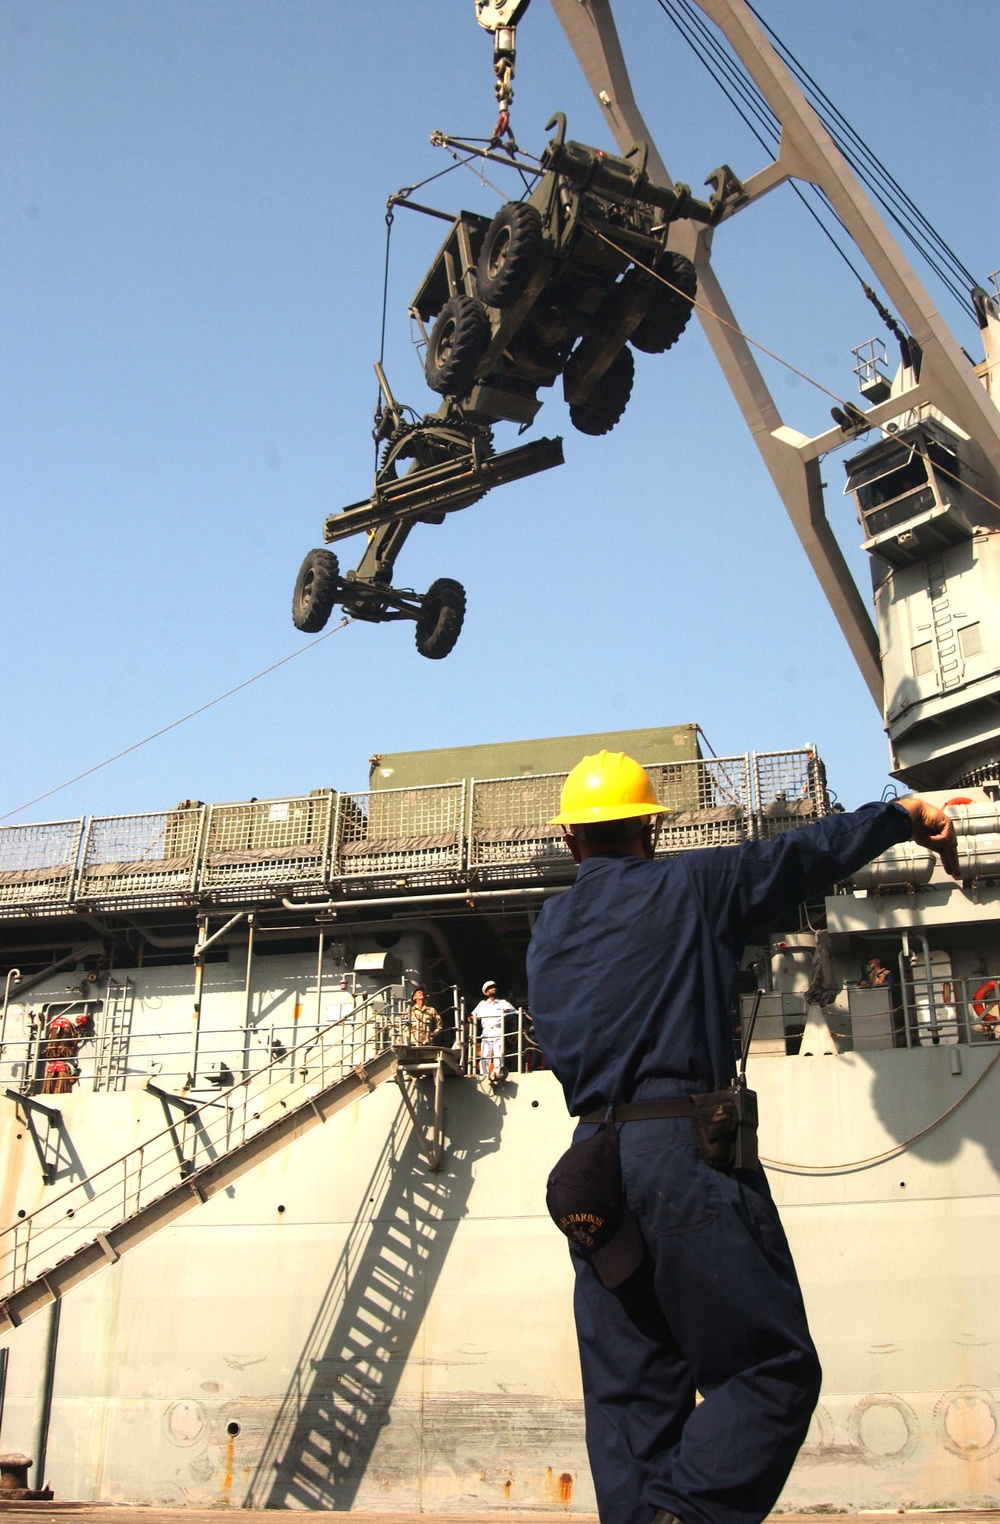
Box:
[972,980,1000,1019]
[48,1016,75,1039]
[44,1060,71,1077]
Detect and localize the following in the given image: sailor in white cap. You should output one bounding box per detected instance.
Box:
[471,979,516,1078]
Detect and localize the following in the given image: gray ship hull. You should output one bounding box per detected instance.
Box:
[1,1047,997,1511]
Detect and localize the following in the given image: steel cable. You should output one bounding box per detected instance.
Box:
[761,1045,1000,1174]
[655,0,980,323]
[0,618,355,824]
[745,1,980,307]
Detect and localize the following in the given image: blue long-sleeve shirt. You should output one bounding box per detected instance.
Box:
[526,801,912,1115]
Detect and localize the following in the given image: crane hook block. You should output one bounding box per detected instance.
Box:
[475,1,532,30]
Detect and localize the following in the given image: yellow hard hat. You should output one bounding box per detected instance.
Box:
[550,750,670,826]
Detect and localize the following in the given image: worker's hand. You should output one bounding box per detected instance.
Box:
[896,796,961,879]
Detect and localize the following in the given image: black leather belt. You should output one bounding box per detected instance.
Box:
[578,1099,695,1125]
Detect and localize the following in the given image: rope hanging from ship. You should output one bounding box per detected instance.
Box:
[593,228,1000,524]
[760,1044,1000,1175]
[592,228,852,407]
[0,617,354,824]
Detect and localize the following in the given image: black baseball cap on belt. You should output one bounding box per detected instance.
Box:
[545,1122,645,1289]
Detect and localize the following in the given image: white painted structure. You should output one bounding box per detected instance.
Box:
[0,935,998,1510]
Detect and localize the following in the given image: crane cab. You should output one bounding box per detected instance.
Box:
[844,418,983,570]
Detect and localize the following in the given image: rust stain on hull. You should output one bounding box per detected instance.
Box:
[221,1435,235,1498]
[544,1466,574,1508]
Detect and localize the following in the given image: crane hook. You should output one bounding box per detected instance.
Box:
[475,1,532,147]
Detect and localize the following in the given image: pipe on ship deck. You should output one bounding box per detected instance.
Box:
[281,886,569,913]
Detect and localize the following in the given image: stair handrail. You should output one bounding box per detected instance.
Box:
[0,982,403,1301]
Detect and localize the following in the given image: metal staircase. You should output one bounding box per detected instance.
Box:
[0,987,461,1334]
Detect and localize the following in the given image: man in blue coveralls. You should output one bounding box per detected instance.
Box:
[526,751,958,1524]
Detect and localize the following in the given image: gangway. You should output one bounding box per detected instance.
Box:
[0,987,462,1334]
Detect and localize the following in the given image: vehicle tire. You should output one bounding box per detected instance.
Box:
[629,252,697,354]
[415,577,466,660]
[292,548,340,633]
[477,202,543,308]
[568,346,635,436]
[425,296,491,397]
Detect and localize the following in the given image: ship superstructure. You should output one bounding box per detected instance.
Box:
[0,729,999,1509]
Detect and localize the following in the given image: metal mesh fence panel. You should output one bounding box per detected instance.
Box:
[201,793,334,898]
[77,808,206,907]
[0,750,833,916]
[752,749,830,839]
[332,783,464,887]
[467,772,568,881]
[654,756,751,854]
[468,758,756,876]
[0,820,84,913]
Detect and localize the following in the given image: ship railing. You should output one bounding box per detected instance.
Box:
[0,988,420,1095]
[468,1005,546,1077]
[75,807,207,909]
[848,972,999,1050]
[899,972,1000,1049]
[0,749,829,917]
[465,754,768,874]
[466,771,568,882]
[751,748,829,839]
[0,999,549,1094]
[0,983,404,1304]
[0,818,86,914]
[653,754,753,854]
[198,792,336,903]
[458,997,557,1078]
[748,974,1000,1054]
[331,782,465,891]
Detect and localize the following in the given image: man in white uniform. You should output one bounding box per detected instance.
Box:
[471,980,516,1077]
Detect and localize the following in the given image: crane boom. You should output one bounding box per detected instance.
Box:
[550,0,1000,789]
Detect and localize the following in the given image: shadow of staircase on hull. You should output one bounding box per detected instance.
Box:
[246,1085,503,1509]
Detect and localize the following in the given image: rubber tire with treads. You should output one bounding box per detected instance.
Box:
[292,548,340,633]
[415,578,466,660]
[425,296,491,397]
[568,346,635,436]
[477,202,543,308]
[629,253,697,354]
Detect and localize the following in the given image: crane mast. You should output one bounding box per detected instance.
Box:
[550,0,1000,792]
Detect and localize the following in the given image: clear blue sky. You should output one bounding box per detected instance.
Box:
[3,1,996,824]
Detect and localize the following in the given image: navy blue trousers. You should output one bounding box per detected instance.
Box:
[571,1086,821,1524]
